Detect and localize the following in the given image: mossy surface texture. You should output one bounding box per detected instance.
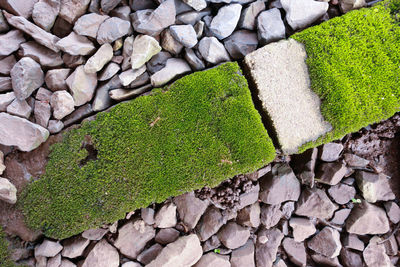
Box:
[293,0,400,151]
[0,229,16,267]
[21,62,275,239]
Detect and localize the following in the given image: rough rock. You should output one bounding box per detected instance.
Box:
[154,202,177,228]
[19,41,63,67]
[315,162,347,185]
[61,236,90,258]
[330,208,351,225]
[11,57,44,100]
[98,63,120,81]
[327,183,356,205]
[0,30,25,56]
[114,220,155,259]
[182,0,206,11]
[73,13,109,38]
[239,0,265,30]
[92,75,121,112]
[257,8,286,45]
[177,10,210,25]
[4,12,60,52]
[6,99,32,118]
[356,171,395,203]
[140,207,155,226]
[259,164,301,205]
[340,248,364,267]
[346,201,390,235]
[194,253,230,267]
[81,228,108,241]
[97,17,130,44]
[47,253,61,267]
[184,48,205,71]
[310,253,341,267]
[119,65,146,86]
[84,43,113,73]
[209,4,241,40]
[82,239,119,267]
[0,92,14,111]
[45,69,70,91]
[0,0,37,18]
[36,87,52,101]
[320,143,343,162]
[217,222,250,250]
[230,240,255,267]
[48,120,63,134]
[131,35,162,69]
[237,202,260,228]
[295,187,338,219]
[101,0,121,13]
[343,153,369,168]
[161,28,184,55]
[136,243,163,265]
[151,58,191,87]
[50,90,74,120]
[131,0,176,36]
[59,0,90,24]
[170,24,198,48]
[308,227,342,258]
[339,0,366,13]
[343,234,365,251]
[224,30,258,60]
[0,9,9,32]
[282,238,307,267]
[0,55,16,75]
[60,259,76,267]
[256,228,284,267]
[66,65,97,106]
[35,239,63,257]
[34,100,51,127]
[146,51,171,74]
[173,191,209,231]
[198,36,230,64]
[281,0,328,30]
[196,206,225,241]
[56,32,95,56]
[260,204,283,230]
[63,54,85,68]
[382,235,398,256]
[146,234,202,267]
[0,177,17,204]
[0,77,11,92]
[384,201,400,224]
[155,228,180,245]
[32,0,60,31]
[363,236,392,267]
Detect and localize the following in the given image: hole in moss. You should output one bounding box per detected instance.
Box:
[79,135,98,167]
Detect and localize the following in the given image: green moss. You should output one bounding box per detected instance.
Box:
[293,0,400,152]
[21,62,276,239]
[0,228,16,267]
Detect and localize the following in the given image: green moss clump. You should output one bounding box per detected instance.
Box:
[293,0,400,152]
[0,228,16,267]
[21,62,276,239]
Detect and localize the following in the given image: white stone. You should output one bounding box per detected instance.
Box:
[182,0,207,11]
[198,37,230,64]
[56,32,95,56]
[209,4,242,40]
[119,65,147,86]
[11,57,44,100]
[131,35,162,70]
[6,99,32,118]
[50,90,75,120]
[281,0,329,30]
[84,43,113,74]
[73,13,109,39]
[66,65,98,106]
[0,177,17,204]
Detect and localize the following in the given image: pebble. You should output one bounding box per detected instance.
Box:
[100,0,121,13]
[327,183,356,204]
[73,13,109,39]
[257,8,286,45]
[209,4,242,40]
[98,62,120,81]
[146,51,172,74]
[173,191,209,231]
[50,90,75,120]
[319,142,344,162]
[198,37,230,64]
[48,120,64,134]
[97,17,131,45]
[81,228,108,241]
[315,162,347,185]
[84,43,113,73]
[154,228,180,245]
[119,65,147,86]
[131,35,162,70]
[137,243,163,265]
[177,9,211,25]
[32,0,60,31]
[151,58,191,87]
[11,57,44,100]
[56,32,95,56]
[66,65,97,106]
[35,239,63,258]
[196,206,225,241]
[0,177,17,204]
[295,187,338,219]
[184,48,205,71]
[170,24,198,48]
[61,236,90,259]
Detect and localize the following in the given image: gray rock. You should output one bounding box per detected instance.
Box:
[320,143,343,162]
[239,0,265,30]
[194,253,230,267]
[343,153,369,168]
[161,28,184,55]
[0,30,25,56]
[81,228,108,241]
[217,222,250,250]
[0,76,12,92]
[343,234,364,251]
[19,41,63,67]
[327,183,356,205]
[34,100,51,127]
[308,227,342,258]
[196,206,225,241]
[224,30,258,60]
[281,0,328,30]
[98,63,120,81]
[182,0,206,11]
[194,20,204,38]
[155,228,180,245]
[32,0,60,31]
[209,3,241,40]
[346,201,390,235]
[97,17,131,44]
[339,0,366,13]
[63,103,93,127]
[73,13,109,38]
[131,34,162,69]
[363,236,392,267]
[184,48,205,71]
[121,35,134,70]
[119,65,147,86]
[84,43,113,73]
[137,243,163,265]
[101,0,121,13]
[50,90,74,120]
[110,6,131,21]
[382,235,398,256]
[238,183,260,209]
[202,235,221,253]
[131,0,176,36]
[259,164,301,205]
[56,32,95,56]
[260,204,282,229]
[310,253,341,267]
[147,234,202,267]
[356,171,395,203]
[60,259,76,267]
[109,84,152,102]
[295,187,338,219]
[45,69,70,91]
[35,239,63,258]
[173,191,209,231]
[198,37,230,64]
[61,236,90,259]
[63,54,85,68]
[150,58,191,87]
[7,99,32,118]
[82,239,119,267]
[4,12,60,52]
[257,8,285,45]
[0,91,14,111]
[47,253,61,267]
[330,208,351,225]
[0,55,16,75]
[121,262,142,267]
[230,240,255,267]
[92,75,121,111]
[66,65,97,106]
[315,162,347,185]
[282,238,307,267]
[0,9,9,32]
[281,201,295,219]
[155,202,177,228]
[237,202,260,228]
[141,207,155,225]
[340,248,363,267]
[170,24,198,48]
[0,177,17,204]
[146,51,172,74]
[11,57,44,100]
[384,201,400,224]
[255,228,284,267]
[59,0,90,24]
[47,119,63,134]
[291,147,317,187]
[289,217,316,242]
[176,9,211,25]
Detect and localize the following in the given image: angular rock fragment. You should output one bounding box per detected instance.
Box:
[239,0,265,30]
[56,32,95,56]
[257,8,286,45]
[36,87,52,102]
[0,177,17,204]
[6,99,32,118]
[59,0,90,24]
[256,228,284,267]
[45,69,70,91]
[63,54,85,68]
[19,41,63,67]
[82,239,119,267]
[92,75,121,111]
[289,217,316,242]
[81,228,108,241]
[319,142,343,162]
[209,4,241,40]
[131,35,162,70]
[330,208,351,225]
[61,236,90,259]
[84,43,113,73]
[35,239,63,257]
[327,183,356,205]
[356,171,395,203]
[173,191,209,231]
[146,51,171,74]
[196,206,225,241]
[63,103,93,127]
[0,0,37,18]
[0,77,11,92]
[343,234,364,251]
[363,236,392,267]
[182,0,206,11]
[48,120,63,134]
[0,91,15,111]
[73,13,109,38]
[119,65,146,86]
[230,240,255,267]
[184,48,205,71]
[32,0,60,31]
[66,65,97,106]
[308,227,342,258]
[154,202,177,229]
[137,243,163,265]
[295,187,337,219]
[161,29,184,55]
[0,55,15,75]
[109,84,152,102]
[224,30,258,60]
[384,201,400,224]
[0,30,25,56]
[340,248,364,267]
[151,58,191,87]
[101,0,121,13]
[198,37,230,64]
[155,228,179,245]
[98,63,120,81]
[281,0,328,30]
[315,162,347,185]
[282,238,307,267]
[237,202,260,228]
[170,24,197,48]
[194,253,230,267]
[50,90,74,120]
[344,153,369,168]
[97,17,130,44]
[260,204,282,229]
[34,100,51,127]
[177,9,211,25]
[11,57,44,100]
[217,222,250,250]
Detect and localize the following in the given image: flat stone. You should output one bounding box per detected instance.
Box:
[161,29,184,55]
[63,103,93,127]
[19,41,63,67]
[97,17,131,44]
[196,206,225,241]
[98,63,120,82]
[131,0,176,36]
[0,76,11,92]
[356,171,395,203]
[217,222,250,249]
[308,227,341,258]
[244,39,332,154]
[45,69,70,91]
[0,177,17,204]
[66,65,97,106]
[92,75,121,111]
[239,0,265,30]
[281,0,328,30]
[173,191,209,231]
[0,55,15,76]
[237,202,260,228]
[327,183,356,205]
[59,0,90,24]
[109,84,152,102]
[230,240,255,267]
[101,0,121,13]
[73,13,109,38]
[155,228,180,245]
[184,48,205,71]
[223,30,258,60]
[170,24,198,48]
[315,162,347,185]
[84,43,113,73]
[343,153,369,168]
[255,228,284,267]
[82,239,119,267]
[114,220,155,259]
[384,201,400,224]
[61,236,90,258]
[146,234,202,267]
[363,236,392,267]
[330,208,351,225]
[50,90,74,120]
[56,32,95,56]
[295,187,338,219]
[289,217,316,242]
[81,228,108,241]
[34,100,51,127]
[182,0,206,11]
[346,201,390,235]
[257,8,286,45]
[194,253,230,267]
[260,204,282,229]
[237,183,260,209]
[340,248,363,267]
[282,238,307,267]
[198,36,230,64]
[131,34,162,69]
[146,51,172,74]
[0,0,37,18]
[11,57,44,100]
[151,58,191,87]
[32,0,60,31]
[343,234,364,251]
[154,202,177,228]
[0,30,25,56]
[4,12,60,52]
[119,65,146,86]
[47,120,63,134]
[209,4,241,40]
[7,99,31,118]
[320,143,343,162]
[137,244,162,265]
[35,239,63,258]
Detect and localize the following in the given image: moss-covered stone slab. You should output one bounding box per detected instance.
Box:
[21,62,276,239]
